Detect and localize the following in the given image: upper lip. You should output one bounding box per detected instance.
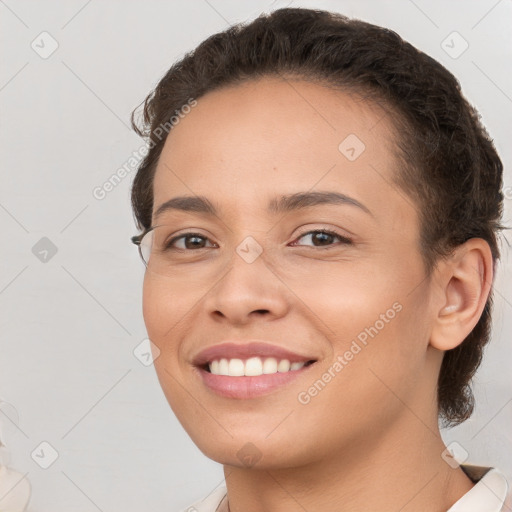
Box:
[192,341,317,367]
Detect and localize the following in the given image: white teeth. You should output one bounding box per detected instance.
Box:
[228,358,245,376]
[262,357,278,374]
[208,357,311,376]
[218,358,229,375]
[277,359,291,372]
[245,357,263,376]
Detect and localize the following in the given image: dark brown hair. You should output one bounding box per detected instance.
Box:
[130,7,507,427]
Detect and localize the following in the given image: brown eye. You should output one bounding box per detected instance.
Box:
[292,229,352,248]
[166,233,216,250]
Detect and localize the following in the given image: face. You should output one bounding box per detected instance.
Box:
[142,76,440,469]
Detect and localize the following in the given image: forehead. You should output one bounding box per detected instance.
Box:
[158,76,395,154]
[152,76,407,221]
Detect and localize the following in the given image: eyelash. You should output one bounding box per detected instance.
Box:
[166,229,353,250]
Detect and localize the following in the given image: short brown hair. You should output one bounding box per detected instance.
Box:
[130,7,507,427]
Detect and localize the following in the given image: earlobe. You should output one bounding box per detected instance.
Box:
[429,238,493,351]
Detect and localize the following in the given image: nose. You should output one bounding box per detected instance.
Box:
[202,247,290,326]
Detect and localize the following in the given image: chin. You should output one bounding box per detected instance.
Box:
[188,433,314,470]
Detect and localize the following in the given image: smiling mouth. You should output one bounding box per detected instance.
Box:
[200,357,317,376]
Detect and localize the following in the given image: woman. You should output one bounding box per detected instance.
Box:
[130,8,509,511]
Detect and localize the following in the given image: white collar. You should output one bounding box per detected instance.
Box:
[447,465,509,512]
[183,465,509,512]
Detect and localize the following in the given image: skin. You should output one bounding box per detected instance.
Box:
[141,76,493,512]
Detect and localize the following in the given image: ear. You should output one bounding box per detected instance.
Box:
[429,238,494,351]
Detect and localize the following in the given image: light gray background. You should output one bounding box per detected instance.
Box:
[0,0,511,511]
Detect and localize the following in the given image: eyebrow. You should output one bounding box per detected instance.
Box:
[153,191,373,220]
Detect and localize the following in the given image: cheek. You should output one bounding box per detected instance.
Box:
[142,273,167,343]
[300,258,428,385]
[142,271,197,343]
[142,272,196,414]
[294,305,426,450]
[286,260,391,335]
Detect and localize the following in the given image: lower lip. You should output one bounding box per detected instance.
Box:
[196,364,315,399]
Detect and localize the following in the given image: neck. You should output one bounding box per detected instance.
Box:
[220,413,474,512]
